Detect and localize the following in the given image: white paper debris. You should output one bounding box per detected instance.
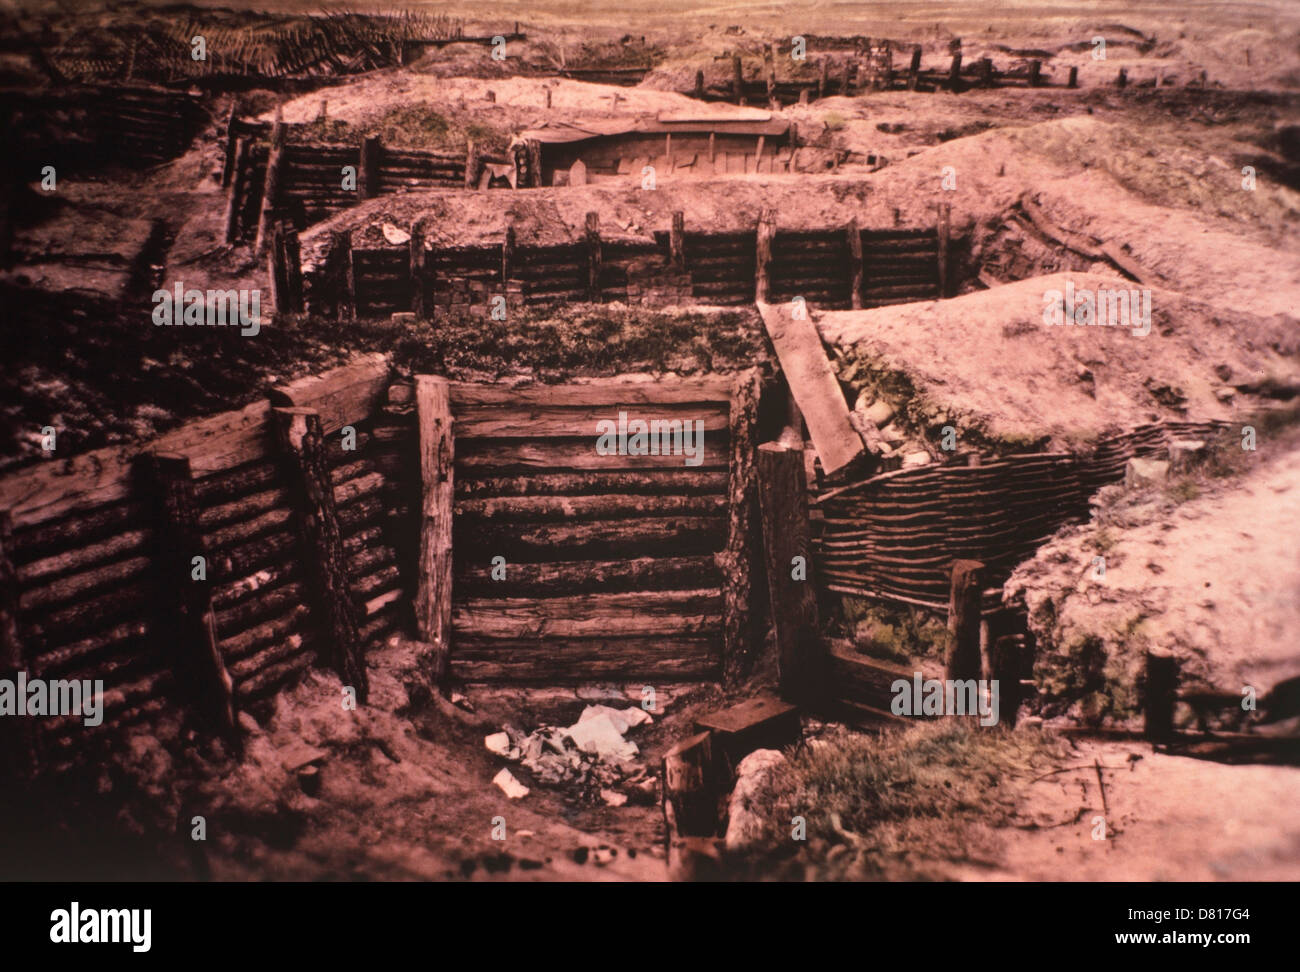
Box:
[492,768,529,799]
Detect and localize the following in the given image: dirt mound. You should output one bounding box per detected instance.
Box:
[815,271,1300,452]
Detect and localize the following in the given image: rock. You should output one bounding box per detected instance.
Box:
[600,788,628,807]
[863,399,895,427]
[879,422,906,443]
[901,451,931,468]
[1125,457,1169,488]
[484,732,513,757]
[723,749,787,853]
[565,713,638,762]
[492,768,529,800]
[450,692,475,712]
[381,222,410,245]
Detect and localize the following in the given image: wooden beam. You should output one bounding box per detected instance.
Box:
[846,216,864,309]
[333,230,355,322]
[455,590,720,640]
[670,211,686,271]
[254,106,285,256]
[222,135,250,243]
[410,218,427,318]
[754,209,775,303]
[502,223,515,287]
[142,453,238,741]
[449,374,733,407]
[585,211,602,302]
[944,559,984,683]
[359,133,381,199]
[755,302,864,477]
[937,201,951,298]
[757,443,822,704]
[414,376,454,684]
[527,139,543,187]
[281,224,302,314]
[721,368,762,684]
[464,140,480,189]
[733,54,745,104]
[273,407,368,700]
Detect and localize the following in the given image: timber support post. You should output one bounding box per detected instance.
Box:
[721,368,762,685]
[410,219,428,318]
[937,201,951,298]
[846,216,864,309]
[944,559,984,684]
[757,442,822,704]
[755,209,776,304]
[142,453,238,743]
[254,106,285,256]
[585,211,602,302]
[414,376,454,685]
[273,407,368,701]
[670,211,686,271]
[359,133,381,200]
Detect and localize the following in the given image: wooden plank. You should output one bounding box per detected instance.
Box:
[455,516,725,554]
[720,368,761,684]
[272,407,368,701]
[359,133,381,200]
[457,437,728,471]
[585,211,602,301]
[756,301,864,477]
[452,554,718,596]
[449,374,733,407]
[846,217,864,309]
[670,211,685,270]
[754,209,775,302]
[454,403,728,438]
[453,589,722,639]
[268,352,390,435]
[415,376,454,683]
[254,107,285,256]
[142,453,238,741]
[757,442,822,704]
[453,638,720,682]
[456,493,726,519]
[456,469,729,497]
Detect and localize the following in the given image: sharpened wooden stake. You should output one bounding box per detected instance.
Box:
[414,377,454,684]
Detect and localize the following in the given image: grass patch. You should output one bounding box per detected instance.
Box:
[741,722,1067,880]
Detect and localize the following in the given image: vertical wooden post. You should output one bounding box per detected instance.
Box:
[670,211,685,271]
[414,377,454,684]
[359,133,381,200]
[254,106,285,256]
[721,368,762,685]
[818,57,829,98]
[980,57,994,88]
[846,216,864,309]
[733,54,745,105]
[1145,649,1176,740]
[662,731,718,843]
[757,443,822,704]
[222,135,250,243]
[708,131,716,164]
[585,211,602,302]
[267,222,288,313]
[1116,67,1128,89]
[273,407,368,700]
[410,218,427,318]
[282,225,302,314]
[1028,59,1042,88]
[143,454,238,741]
[665,132,674,169]
[755,209,775,304]
[527,139,543,187]
[948,52,963,91]
[502,223,515,288]
[334,230,356,322]
[464,140,480,190]
[695,69,705,99]
[937,201,951,299]
[0,510,38,779]
[944,559,984,683]
[221,102,239,187]
[765,44,777,104]
[1068,66,1078,88]
[907,46,922,90]
[992,634,1026,728]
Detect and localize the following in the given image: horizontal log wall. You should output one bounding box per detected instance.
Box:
[444,376,738,683]
[0,355,395,768]
[225,130,469,241]
[814,420,1233,613]
[332,221,943,318]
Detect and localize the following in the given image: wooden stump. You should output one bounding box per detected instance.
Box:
[944,559,984,683]
[661,731,719,841]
